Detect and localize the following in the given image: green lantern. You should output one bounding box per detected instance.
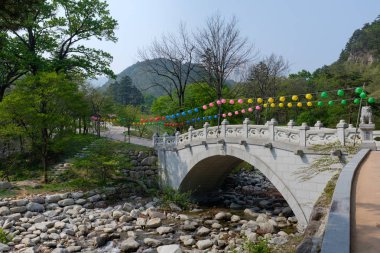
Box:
[317,101,323,106]
[355,87,363,94]
[360,92,367,99]
[368,97,375,104]
[337,89,345,96]
[354,98,360,104]
[341,99,347,105]
[328,101,334,106]
[321,91,328,98]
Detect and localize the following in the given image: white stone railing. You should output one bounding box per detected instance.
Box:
[153,118,375,149]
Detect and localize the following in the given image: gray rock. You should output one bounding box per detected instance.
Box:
[71,192,84,199]
[58,198,75,207]
[144,238,162,247]
[282,207,293,217]
[146,218,162,228]
[0,206,10,216]
[51,248,68,253]
[157,244,182,253]
[244,208,259,219]
[46,194,62,203]
[168,203,181,211]
[66,246,82,252]
[10,206,27,213]
[257,222,274,234]
[156,226,173,234]
[26,202,45,212]
[34,222,48,232]
[112,210,123,219]
[0,182,11,190]
[54,221,66,229]
[196,239,213,250]
[31,196,45,204]
[75,199,87,205]
[231,215,241,222]
[11,199,28,206]
[6,213,21,221]
[120,237,140,252]
[87,194,102,203]
[0,242,10,252]
[196,226,211,236]
[214,211,227,220]
[136,217,146,226]
[122,202,134,212]
[141,156,157,166]
[94,234,108,247]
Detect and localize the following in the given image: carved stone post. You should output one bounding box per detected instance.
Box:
[268,118,278,142]
[203,122,210,140]
[221,119,229,138]
[299,123,310,147]
[336,120,348,146]
[175,131,180,145]
[314,121,323,130]
[188,126,194,142]
[287,119,295,129]
[162,132,168,147]
[243,118,250,138]
[152,133,158,147]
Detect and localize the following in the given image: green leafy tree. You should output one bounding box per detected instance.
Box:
[0,72,84,183]
[109,76,144,105]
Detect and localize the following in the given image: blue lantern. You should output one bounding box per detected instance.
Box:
[203,117,207,121]
[188,110,192,114]
[176,113,180,117]
[182,112,186,116]
[166,115,170,120]
[214,115,218,119]
[208,116,212,120]
[194,108,199,113]
[192,118,196,122]
[197,117,201,121]
[186,120,190,124]
[171,115,175,119]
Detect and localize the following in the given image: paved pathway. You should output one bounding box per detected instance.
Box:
[352,151,380,253]
[101,125,153,148]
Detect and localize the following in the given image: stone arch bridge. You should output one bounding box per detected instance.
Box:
[153,118,376,227]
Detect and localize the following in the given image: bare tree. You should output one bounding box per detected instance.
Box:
[139,23,198,109]
[195,14,254,101]
[246,54,289,98]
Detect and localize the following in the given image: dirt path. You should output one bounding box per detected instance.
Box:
[352,151,380,253]
[101,125,153,148]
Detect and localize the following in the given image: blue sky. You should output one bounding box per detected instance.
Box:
[88,0,380,75]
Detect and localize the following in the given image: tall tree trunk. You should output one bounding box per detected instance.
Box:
[0,85,6,102]
[41,127,48,183]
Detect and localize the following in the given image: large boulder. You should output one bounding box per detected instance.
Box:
[196,239,213,250]
[120,237,140,252]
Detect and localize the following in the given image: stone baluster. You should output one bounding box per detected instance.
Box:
[268,118,278,142]
[162,132,169,147]
[287,119,295,129]
[336,120,348,146]
[243,118,250,138]
[314,121,323,130]
[152,133,159,147]
[175,131,181,145]
[221,119,229,138]
[203,122,210,140]
[188,126,194,143]
[299,123,310,147]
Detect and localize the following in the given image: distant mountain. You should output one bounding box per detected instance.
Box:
[101,59,205,97]
[87,76,108,87]
[339,16,380,65]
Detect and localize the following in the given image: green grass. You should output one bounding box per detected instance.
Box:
[0,189,17,198]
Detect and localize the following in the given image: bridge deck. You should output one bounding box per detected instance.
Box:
[352,151,380,253]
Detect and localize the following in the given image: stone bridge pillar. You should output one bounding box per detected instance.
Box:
[337,120,348,145]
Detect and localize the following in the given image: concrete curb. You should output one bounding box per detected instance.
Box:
[321,148,371,253]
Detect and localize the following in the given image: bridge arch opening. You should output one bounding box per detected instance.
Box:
[178,147,308,226]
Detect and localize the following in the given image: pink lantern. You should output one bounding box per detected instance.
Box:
[238,99,243,104]
[209,102,214,107]
[217,100,222,105]
[241,109,246,113]
[229,99,235,104]
[255,105,261,110]
[222,113,227,118]
[248,107,253,112]
[202,105,207,110]
[221,99,226,104]
[234,111,239,115]
[228,112,232,117]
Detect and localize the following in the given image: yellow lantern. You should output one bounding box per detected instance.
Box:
[307,101,313,107]
[268,97,274,103]
[270,103,276,108]
[287,102,293,108]
[279,96,286,102]
[257,98,263,104]
[279,103,284,108]
[297,102,302,107]
[248,98,253,103]
[263,103,268,108]
[292,95,298,101]
[305,93,313,100]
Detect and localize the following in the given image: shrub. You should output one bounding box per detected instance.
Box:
[160,186,191,210]
[0,227,12,244]
[243,239,271,253]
